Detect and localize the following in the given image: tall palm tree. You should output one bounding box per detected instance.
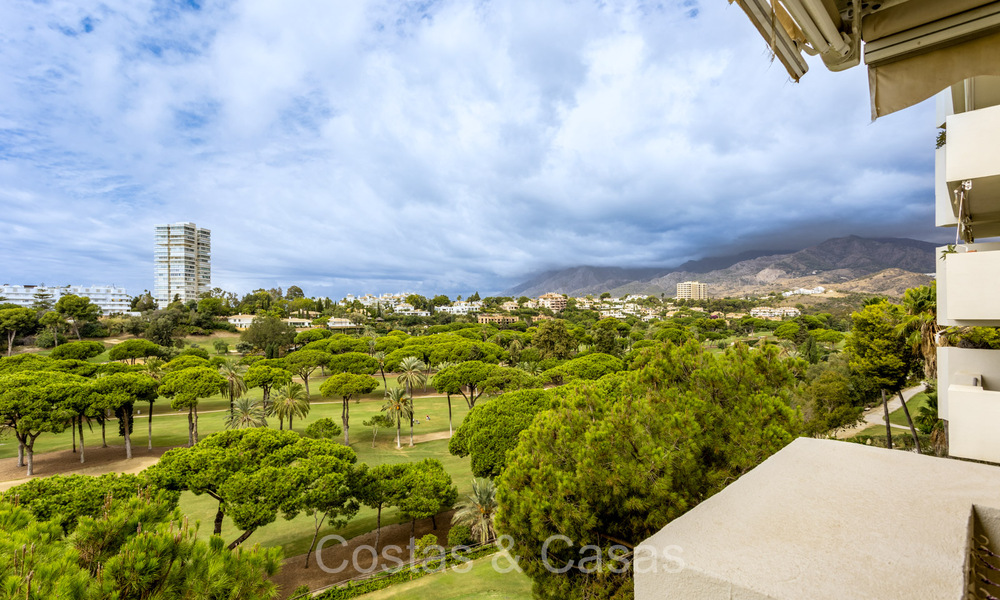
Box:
[508,338,523,364]
[898,283,939,380]
[225,398,268,429]
[382,388,412,449]
[271,381,310,431]
[218,358,248,415]
[373,351,388,391]
[451,477,498,544]
[435,361,458,436]
[397,356,427,447]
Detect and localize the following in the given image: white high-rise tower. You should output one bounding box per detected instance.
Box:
[154,222,211,307]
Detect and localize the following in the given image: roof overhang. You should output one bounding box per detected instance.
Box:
[732,0,1000,117]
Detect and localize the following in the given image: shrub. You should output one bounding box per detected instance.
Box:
[178,347,210,360]
[303,418,342,440]
[213,340,229,355]
[35,331,69,349]
[447,524,473,548]
[414,533,442,557]
[50,341,105,361]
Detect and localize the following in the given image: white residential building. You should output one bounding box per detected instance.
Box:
[750,306,801,320]
[782,286,826,297]
[437,301,483,315]
[0,284,132,315]
[154,222,211,307]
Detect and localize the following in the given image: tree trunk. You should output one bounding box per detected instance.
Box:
[214,505,225,535]
[431,513,438,529]
[447,394,453,437]
[25,437,34,476]
[187,407,194,447]
[227,528,257,550]
[78,418,85,464]
[342,398,350,445]
[303,375,311,398]
[396,414,401,449]
[262,387,270,413]
[304,513,328,569]
[17,441,23,467]
[193,405,199,443]
[289,413,293,431]
[410,519,416,560]
[279,415,284,430]
[148,401,154,450]
[898,390,922,454]
[123,407,132,459]
[72,416,77,453]
[409,388,415,447]
[6,331,14,357]
[881,389,893,450]
[375,505,382,553]
[101,415,108,448]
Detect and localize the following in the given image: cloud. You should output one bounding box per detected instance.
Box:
[0,0,943,300]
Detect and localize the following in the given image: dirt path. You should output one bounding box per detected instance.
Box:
[271,509,458,599]
[834,385,925,439]
[0,445,171,490]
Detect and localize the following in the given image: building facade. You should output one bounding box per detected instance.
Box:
[154,222,211,307]
[537,292,567,311]
[676,281,708,300]
[0,284,132,315]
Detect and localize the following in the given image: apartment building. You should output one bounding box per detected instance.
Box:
[749,306,801,320]
[478,314,520,326]
[154,222,211,307]
[537,292,567,311]
[0,284,132,314]
[637,3,1000,599]
[676,281,708,300]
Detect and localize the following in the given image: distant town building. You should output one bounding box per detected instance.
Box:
[783,286,826,297]
[478,314,520,326]
[0,284,132,315]
[154,222,211,307]
[500,300,520,312]
[437,301,482,315]
[676,281,708,300]
[750,307,802,320]
[537,292,567,311]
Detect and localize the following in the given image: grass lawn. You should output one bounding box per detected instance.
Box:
[351,554,533,600]
[851,392,930,437]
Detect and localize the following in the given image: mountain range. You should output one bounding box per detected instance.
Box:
[504,236,937,298]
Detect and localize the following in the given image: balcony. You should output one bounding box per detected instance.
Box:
[635,438,1000,600]
[938,102,1000,238]
[937,243,1000,326]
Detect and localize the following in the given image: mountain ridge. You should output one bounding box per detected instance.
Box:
[504,236,937,298]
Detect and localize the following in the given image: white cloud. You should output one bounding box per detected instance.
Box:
[0,0,941,299]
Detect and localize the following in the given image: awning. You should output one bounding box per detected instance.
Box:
[732,0,1000,118]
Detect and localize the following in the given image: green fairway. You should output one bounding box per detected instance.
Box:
[351,553,533,600]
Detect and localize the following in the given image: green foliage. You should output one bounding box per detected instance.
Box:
[55,294,101,340]
[240,315,296,351]
[328,351,378,375]
[395,458,458,525]
[49,340,105,361]
[479,365,543,396]
[159,366,226,407]
[497,341,803,599]
[1,473,178,534]
[541,352,624,385]
[303,417,343,439]
[179,346,211,360]
[531,320,575,360]
[414,533,441,557]
[34,329,69,348]
[845,301,912,394]
[449,389,551,478]
[794,355,868,435]
[774,321,801,341]
[294,328,331,344]
[107,338,164,364]
[447,524,473,548]
[0,307,38,355]
[164,354,210,372]
[432,361,496,408]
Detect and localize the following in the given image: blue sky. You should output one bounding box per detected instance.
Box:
[0,0,941,300]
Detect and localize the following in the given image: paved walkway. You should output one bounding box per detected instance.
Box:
[835,385,925,439]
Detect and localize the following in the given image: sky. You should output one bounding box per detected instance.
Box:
[0,0,945,300]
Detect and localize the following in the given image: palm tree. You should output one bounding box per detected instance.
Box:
[373,351,389,391]
[382,388,412,449]
[508,338,523,364]
[451,477,498,544]
[271,381,310,430]
[898,283,939,380]
[516,361,541,376]
[397,356,427,447]
[218,358,248,415]
[225,398,268,429]
[435,362,458,436]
